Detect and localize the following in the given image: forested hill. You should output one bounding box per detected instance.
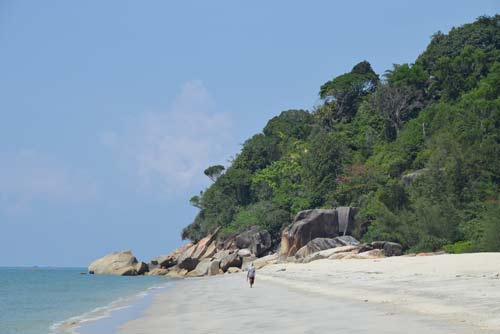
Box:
[183,15,500,254]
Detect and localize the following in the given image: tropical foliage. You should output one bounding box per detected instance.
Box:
[182,15,500,253]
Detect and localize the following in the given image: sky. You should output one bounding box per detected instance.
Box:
[0,1,498,267]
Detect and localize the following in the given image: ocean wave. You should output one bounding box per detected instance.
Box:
[50,281,171,334]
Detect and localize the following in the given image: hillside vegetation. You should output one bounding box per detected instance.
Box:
[183,15,500,254]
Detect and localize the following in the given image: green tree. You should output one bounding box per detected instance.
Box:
[319,61,379,123]
[204,165,225,182]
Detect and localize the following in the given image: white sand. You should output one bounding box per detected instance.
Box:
[121,253,500,334]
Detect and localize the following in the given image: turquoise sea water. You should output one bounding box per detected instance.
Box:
[0,267,166,334]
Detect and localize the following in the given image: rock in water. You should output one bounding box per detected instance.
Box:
[88,250,139,276]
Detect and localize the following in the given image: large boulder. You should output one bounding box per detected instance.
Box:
[227,267,241,274]
[177,227,221,271]
[233,226,272,257]
[280,208,359,258]
[207,260,221,276]
[303,245,360,263]
[147,268,169,276]
[200,242,217,259]
[383,242,403,257]
[187,258,212,277]
[295,236,360,258]
[166,268,188,279]
[369,241,403,256]
[176,244,199,271]
[135,262,149,275]
[253,253,278,269]
[88,250,139,276]
[219,251,242,272]
[149,254,177,269]
[237,249,252,257]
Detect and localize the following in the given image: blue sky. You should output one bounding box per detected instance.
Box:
[1,1,498,266]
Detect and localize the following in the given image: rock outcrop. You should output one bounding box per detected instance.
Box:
[219,251,242,272]
[177,227,221,271]
[88,250,140,276]
[369,241,403,256]
[279,208,359,258]
[295,236,360,258]
[303,245,360,263]
[220,226,272,257]
[186,258,212,277]
[147,268,169,276]
[233,226,272,257]
[383,242,403,257]
[253,253,278,269]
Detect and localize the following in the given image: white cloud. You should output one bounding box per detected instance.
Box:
[0,150,98,214]
[105,80,233,194]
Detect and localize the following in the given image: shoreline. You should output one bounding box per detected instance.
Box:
[54,280,174,334]
[119,253,500,333]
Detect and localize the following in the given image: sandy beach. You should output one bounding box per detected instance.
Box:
[120,253,500,334]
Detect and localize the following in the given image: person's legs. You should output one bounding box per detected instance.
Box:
[249,277,255,288]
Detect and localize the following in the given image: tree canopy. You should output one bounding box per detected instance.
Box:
[181,16,500,254]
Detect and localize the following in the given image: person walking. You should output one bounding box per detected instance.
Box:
[247,263,256,288]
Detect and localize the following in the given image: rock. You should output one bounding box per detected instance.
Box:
[177,227,221,271]
[234,226,272,257]
[336,235,360,246]
[88,250,140,276]
[213,249,232,261]
[220,251,242,272]
[208,260,221,276]
[166,268,188,279]
[227,267,241,274]
[237,248,252,257]
[147,268,169,276]
[383,242,403,257]
[279,208,359,258]
[176,244,199,271]
[253,253,278,269]
[295,236,360,258]
[358,244,374,253]
[150,254,177,269]
[200,243,217,259]
[295,238,344,258]
[402,168,431,185]
[303,245,360,263]
[187,258,212,277]
[135,262,148,275]
[337,207,360,236]
[371,241,387,249]
[329,252,356,260]
[354,249,384,259]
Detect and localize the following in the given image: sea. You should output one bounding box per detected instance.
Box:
[0,267,171,334]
